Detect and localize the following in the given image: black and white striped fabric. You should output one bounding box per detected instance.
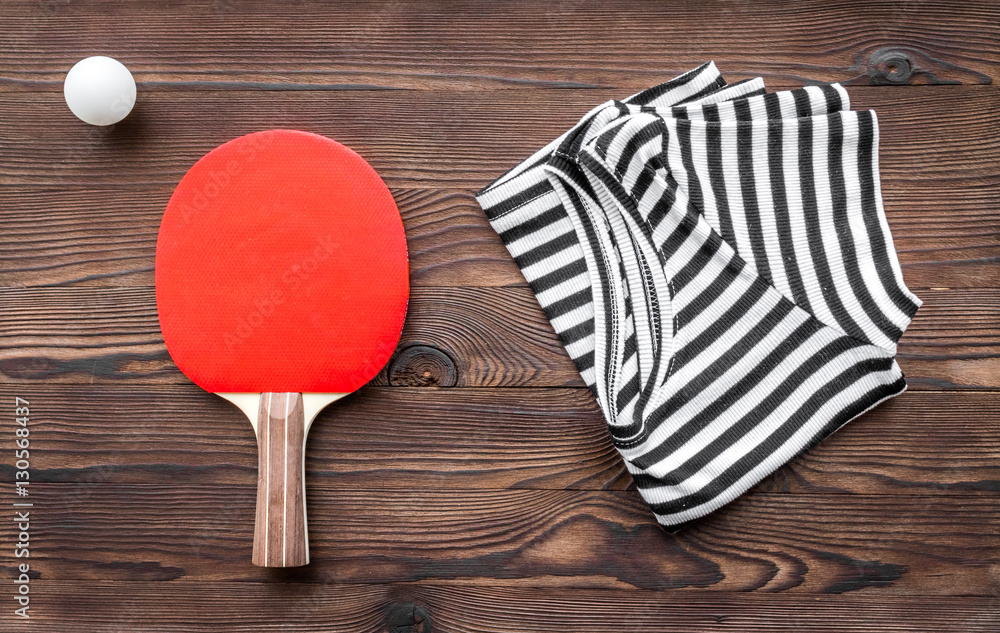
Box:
[476,64,921,527]
[482,63,765,388]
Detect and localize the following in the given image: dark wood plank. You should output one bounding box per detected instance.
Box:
[14,583,1000,632]
[1,1,995,628]
[0,286,578,386]
[0,483,995,594]
[0,88,996,190]
[2,183,995,289]
[898,288,1000,389]
[884,184,1000,290]
[2,87,994,289]
[4,384,996,496]
[1,287,997,389]
[1,0,996,90]
[0,187,519,288]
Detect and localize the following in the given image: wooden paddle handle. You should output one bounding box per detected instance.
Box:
[252,392,309,567]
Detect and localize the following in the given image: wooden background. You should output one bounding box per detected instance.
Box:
[1,1,998,630]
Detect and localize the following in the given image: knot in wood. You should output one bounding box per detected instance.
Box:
[388,344,458,387]
[867,48,914,85]
[384,602,431,633]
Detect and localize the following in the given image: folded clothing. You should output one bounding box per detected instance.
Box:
[476,63,920,528]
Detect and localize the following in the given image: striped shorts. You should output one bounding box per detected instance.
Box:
[476,63,921,528]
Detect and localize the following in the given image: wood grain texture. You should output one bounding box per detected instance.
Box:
[1,2,997,628]
[2,183,995,289]
[9,583,999,632]
[0,286,579,386]
[1,286,997,388]
[0,482,995,594]
[253,392,309,567]
[1,0,996,91]
[0,187,519,288]
[0,87,996,189]
[2,384,996,496]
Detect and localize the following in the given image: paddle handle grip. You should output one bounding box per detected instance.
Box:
[252,392,309,567]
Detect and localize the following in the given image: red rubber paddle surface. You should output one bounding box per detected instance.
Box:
[156,130,409,394]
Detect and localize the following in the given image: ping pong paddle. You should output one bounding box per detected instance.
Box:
[155,130,408,567]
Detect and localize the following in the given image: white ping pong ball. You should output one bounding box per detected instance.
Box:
[63,56,136,126]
